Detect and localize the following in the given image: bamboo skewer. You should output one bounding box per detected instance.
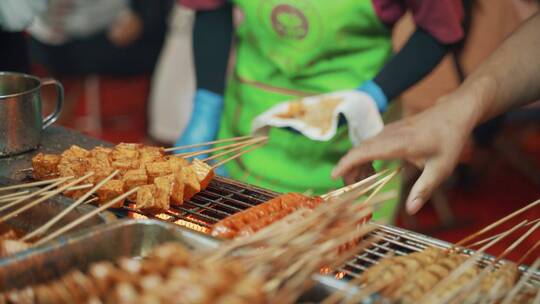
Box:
[176,136,266,158]
[0,190,30,202]
[0,173,93,224]
[0,183,95,204]
[201,137,268,162]
[0,178,69,213]
[34,187,139,246]
[212,142,266,169]
[518,238,540,265]
[0,176,73,193]
[466,218,540,248]
[163,135,255,152]
[456,198,540,247]
[321,169,390,200]
[501,258,540,304]
[22,170,120,241]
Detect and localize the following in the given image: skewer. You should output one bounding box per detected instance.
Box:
[178,136,267,159]
[34,187,139,246]
[466,218,540,248]
[0,178,69,213]
[163,135,255,152]
[0,176,73,193]
[518,238,540,265]
[496,219,540,261]
[22,170,120,241]
[320,169,390,200]
[0,183,95,204]
[0,173,93,224]
[0,190,30,202]
[456,198,540,247]
[201,137,268,162]
[212,142,266,169]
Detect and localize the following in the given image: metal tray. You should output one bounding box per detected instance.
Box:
[0,219,345,303]
[0,177,116,239]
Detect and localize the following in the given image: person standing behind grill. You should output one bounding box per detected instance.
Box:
[176,0,464,221]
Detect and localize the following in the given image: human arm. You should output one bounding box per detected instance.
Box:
[333,12,540,214]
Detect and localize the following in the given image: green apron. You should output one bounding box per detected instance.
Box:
[218,0,400,221]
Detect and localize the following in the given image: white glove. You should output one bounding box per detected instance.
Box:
[252,90,384,146]
[0,0,47,31]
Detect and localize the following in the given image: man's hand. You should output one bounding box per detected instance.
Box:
[332,90,480,214]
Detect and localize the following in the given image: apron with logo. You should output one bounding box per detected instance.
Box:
[219,0,400,220]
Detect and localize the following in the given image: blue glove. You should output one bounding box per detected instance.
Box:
[174,89,224,161]
[357,80,389,112]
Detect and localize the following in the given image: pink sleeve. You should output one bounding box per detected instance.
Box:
[372,0,465,44]
[179,0,226,10]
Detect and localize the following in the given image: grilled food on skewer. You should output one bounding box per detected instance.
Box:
[211,193,324,239]
[31,143,218,213]
[0,230,30,258]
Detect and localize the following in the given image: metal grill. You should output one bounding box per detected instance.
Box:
[119,176,540,285]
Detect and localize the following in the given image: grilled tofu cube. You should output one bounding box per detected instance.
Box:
[88,156,114,184]
[170,173,185,206]
[57,158,88,178]
[90,146,113,161]
[154,175,172,210]
[122,169,148,201]
[182,166,201,201]
[145,161,172,183]
[32,153,61,180]
[136,184,169,212]
[96,180,125,208]
[166,156,189,174]
[139,146,165,165]
[111,159,140,173]
[112,143,141,160]
[61,145,90,160]
[190,159,215,190]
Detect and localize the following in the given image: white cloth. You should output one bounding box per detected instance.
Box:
[0,0,47,31]
[148,5,196,143]
[27,0,128,45]
[252,91,384,146]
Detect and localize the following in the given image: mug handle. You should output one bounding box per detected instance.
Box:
[40,78,64,129]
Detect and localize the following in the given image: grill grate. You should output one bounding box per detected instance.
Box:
[120,176,540,286]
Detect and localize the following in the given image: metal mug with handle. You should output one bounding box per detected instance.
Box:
[0,72,64,157]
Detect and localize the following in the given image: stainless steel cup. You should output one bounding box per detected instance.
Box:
[0,72,63,157]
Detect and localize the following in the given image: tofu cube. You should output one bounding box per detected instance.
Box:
[190,159,215,190]
[170,173,185,206]
[112,159,140,173]
[139,146,165,166]
[145,161,172,183]
[154,175,172,210]
[166,156,189,174]
[96,180,125,208]
[136,185,169,212]
[122,169,148,201]
[57,158,88,178]
[181,166,201,202]
[90,146,113,162]
[61,145,90,160]
[32,153,61,180]
[112,143,140,160]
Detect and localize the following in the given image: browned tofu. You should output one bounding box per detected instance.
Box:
[96,180,125,208]
[145,161,172,183]
[182,166,201,201]
[136,185,168,212]
[111,159,140,173]
[88,156,114,184]
[90,146,113,161]
[32,153,61,180]
[170,173,185,206]
[190,159,215,190]
[57,158,88,178]
[61,145,90,160]
[139,146,165,166]
[166,156,189,174]
[112,143,141,161]
[154,175,172,210]
[122,169,148,201]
